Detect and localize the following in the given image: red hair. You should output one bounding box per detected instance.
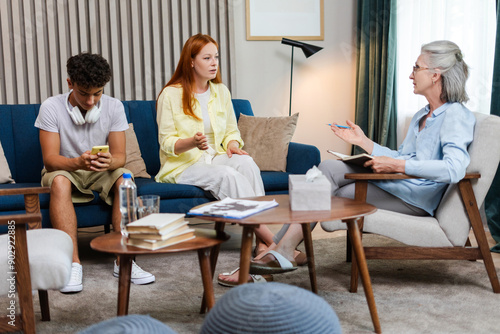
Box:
[158,34,222,120]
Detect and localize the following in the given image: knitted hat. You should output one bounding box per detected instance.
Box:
[200,282,342,334]
[79,314,177,334]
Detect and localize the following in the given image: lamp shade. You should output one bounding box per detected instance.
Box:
[281,38,323,58]
[300,43,323,58]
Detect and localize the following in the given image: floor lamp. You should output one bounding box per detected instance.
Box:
[281,38,323,116]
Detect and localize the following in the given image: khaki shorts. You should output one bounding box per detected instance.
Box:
[41,168,131,205]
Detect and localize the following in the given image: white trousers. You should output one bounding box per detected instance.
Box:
[177,154,265,200]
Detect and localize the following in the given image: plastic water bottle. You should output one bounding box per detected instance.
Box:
[119,173,137,237]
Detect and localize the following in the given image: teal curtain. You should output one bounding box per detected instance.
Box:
[486,0,500,253]
[353,0,398,154]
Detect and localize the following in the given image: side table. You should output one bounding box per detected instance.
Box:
[192,194,381,333]
[90,228,229,316]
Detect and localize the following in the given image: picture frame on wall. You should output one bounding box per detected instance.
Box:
[246,0,324,41]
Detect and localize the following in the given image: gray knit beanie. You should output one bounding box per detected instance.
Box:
[79,314,176,334]
[200,282,342,334]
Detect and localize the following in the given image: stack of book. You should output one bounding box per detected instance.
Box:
[125,213,195,250]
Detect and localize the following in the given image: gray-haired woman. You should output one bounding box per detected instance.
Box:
[249,40,476,275]
[320,39,474,217]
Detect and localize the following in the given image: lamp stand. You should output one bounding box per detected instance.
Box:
[281,37,322,116]
[289,46,294,117]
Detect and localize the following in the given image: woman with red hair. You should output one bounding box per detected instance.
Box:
[156,33,264,198]
[156,34,307,286]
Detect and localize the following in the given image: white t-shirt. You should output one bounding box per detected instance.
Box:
[35,92,129,159]
[195,87,215,147]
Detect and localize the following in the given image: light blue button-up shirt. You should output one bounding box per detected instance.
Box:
[371,102,475,215]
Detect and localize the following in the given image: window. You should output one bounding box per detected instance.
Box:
[396,0,496,144]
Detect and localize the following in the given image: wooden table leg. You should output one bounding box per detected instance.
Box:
[301,223,317,293]
[117,255,133,316]
[209,221,226,275]
[200,221,226,313]
[349,220,363,293]
[349,180,368,290]
[345,218,381,334]
[346,229,352,263]
[238,225,255,285]
[347,218,364,293]
[198,248,215,313]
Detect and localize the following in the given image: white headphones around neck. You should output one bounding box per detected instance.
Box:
[66,90,102,125]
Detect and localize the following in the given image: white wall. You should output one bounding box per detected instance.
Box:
[231,0,357,160]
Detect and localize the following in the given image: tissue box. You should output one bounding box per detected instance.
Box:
[289,174,332,211]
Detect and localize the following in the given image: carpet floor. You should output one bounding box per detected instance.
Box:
[2,228,500,334]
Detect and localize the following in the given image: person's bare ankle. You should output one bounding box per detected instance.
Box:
[273,247,295,262]
[254,243,278,260]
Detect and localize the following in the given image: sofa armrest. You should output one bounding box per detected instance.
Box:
[285,142,321,174]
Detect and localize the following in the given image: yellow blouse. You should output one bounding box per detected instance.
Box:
[155,82,243,183]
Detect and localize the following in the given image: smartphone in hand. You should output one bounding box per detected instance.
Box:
[90,145,109,155]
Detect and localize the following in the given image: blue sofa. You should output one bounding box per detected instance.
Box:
[0,99,320,229]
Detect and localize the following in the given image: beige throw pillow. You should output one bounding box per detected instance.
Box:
[0,140,15,184]
[238,113,299,172]
[124,124,151,179]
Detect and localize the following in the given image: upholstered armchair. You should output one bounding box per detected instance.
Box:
[0,187,72,334]
[321,112,500,294]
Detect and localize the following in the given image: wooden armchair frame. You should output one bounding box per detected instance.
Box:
[0,187,50,334]
[344,172,500,294]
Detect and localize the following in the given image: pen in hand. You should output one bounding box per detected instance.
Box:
[327,124,351,129]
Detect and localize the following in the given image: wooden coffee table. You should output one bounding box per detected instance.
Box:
[192,194,381,333]
[90,228,229,316]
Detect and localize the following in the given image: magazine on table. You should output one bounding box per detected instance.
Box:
[188,197,278,219]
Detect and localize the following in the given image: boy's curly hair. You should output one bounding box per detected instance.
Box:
[67,53,111,88]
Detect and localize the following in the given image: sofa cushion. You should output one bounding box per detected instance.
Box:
[261,171,290,193]
[238,113,299,172]
[0,229,73,294]
[0,140,14,184]
[320,210,452,247]
[125,123,150,179]
[135,178,213,199]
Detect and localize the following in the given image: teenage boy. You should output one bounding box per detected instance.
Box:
[35,53,155,293]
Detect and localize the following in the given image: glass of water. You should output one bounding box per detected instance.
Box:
[137,195,160,219]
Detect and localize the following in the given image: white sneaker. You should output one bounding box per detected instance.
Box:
[114,260,155,285]
[60,262,83,293]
